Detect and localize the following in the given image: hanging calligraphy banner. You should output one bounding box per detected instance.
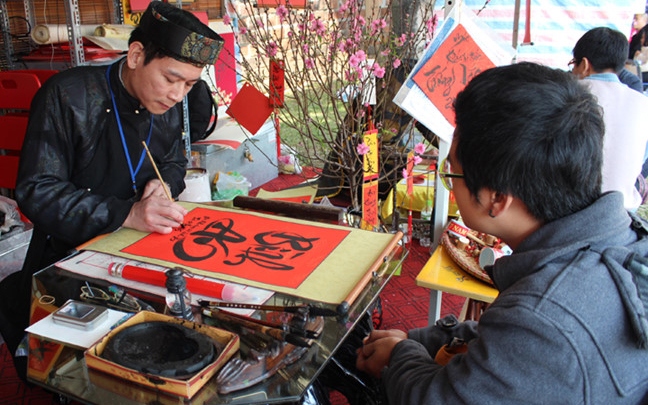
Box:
[81,203,401,304]
[362,129,379,181]
[269,60,285,108]
[411,23,495,125]
[393,3,515,143]
[362,180,379,228]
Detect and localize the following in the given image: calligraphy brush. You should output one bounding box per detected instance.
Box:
[197,299,338,317]
[201,308,311,348]
[202,304,319,339]
[141,141,173,201]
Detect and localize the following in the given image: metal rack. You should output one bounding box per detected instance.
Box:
[0,0,35,70]
[0,0,123,69]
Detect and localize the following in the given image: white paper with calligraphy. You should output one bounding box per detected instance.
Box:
[394,3,515,143]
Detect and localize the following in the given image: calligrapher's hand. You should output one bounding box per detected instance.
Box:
[142,179,172,200]
[123,180,188,234]
[356,329,407,379]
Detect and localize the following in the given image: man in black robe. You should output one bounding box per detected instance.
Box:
[0,1,223,381]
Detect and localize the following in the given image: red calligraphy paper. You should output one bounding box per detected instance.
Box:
[226,82,274,134]
[213,32,238,107]
[412,24,495,124]
[269,60,285,108]
[121,207,351,288]
[362,180,379,227]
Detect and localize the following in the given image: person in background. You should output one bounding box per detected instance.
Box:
[629,9,648,59]
[0,1,223,381]
[617,63,644,92]
[570,27,648,210]
[356,62,648,404]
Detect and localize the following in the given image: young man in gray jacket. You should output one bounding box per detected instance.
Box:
[356,62,648,404]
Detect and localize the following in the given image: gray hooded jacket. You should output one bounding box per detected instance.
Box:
[383,192,648,404]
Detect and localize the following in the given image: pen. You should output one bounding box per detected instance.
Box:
[107,262,260,303]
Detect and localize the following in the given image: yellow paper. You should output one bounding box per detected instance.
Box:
[362,130,379,179]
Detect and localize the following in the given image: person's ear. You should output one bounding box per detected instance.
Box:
[487,191,513,219]
[580,57,593,77]
[126,41,145,69]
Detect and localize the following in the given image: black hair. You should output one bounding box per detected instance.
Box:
[572,27,628,73]
[129,2,215,65]
[453,62,604,223]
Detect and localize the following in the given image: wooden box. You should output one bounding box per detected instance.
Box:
[84,311,239,399]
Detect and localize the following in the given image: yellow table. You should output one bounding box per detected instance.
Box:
[416,245,499,324]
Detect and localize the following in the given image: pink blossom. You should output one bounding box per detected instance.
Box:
[223,14,231,25]
[414,142,426,155]
[276,5,289,23]
[413,155,423,165]
[302,44,310,54]
[392,58,401,69]
[370,18,387,35]
[267,41,278,57]
[357,143,370,155]
[395,33,407,47]
[310,19,326,36]
[402,168,409,179]
[372,63,385,78]
[255,18,265,28]
[239,26,248,35]
[349,50,367,67]
[354,28,363,42]
[305,58,315,69]
[339,39,355,53]
[425,16,436,35]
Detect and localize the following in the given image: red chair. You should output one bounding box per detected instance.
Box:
[11,69,58,85]
[0,72,44,193]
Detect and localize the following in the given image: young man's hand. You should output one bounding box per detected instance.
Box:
[356,329,407,378]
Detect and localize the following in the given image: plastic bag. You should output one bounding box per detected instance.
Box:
[212,172,251,201]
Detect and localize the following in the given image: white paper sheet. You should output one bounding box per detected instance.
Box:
[26,308,131,349]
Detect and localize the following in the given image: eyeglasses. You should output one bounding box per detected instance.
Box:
[438,157,464,191]
[568,58,581,71]
[80,284,143,312]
